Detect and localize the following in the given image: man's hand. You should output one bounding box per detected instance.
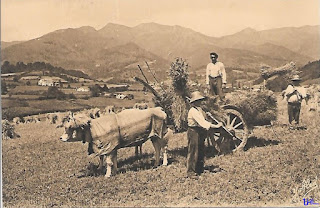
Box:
[210,122,223,129]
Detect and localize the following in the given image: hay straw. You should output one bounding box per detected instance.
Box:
[226,90,278,126]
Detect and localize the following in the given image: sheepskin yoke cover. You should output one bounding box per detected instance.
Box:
[89,107,167,156]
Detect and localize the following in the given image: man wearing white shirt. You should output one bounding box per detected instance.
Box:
[282,75,307,125]
[187,91,222,178]
[206,52,227,100]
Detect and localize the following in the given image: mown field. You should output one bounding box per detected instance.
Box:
[2,94,320,207]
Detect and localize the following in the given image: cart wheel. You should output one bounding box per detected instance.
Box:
[222,109,249,152]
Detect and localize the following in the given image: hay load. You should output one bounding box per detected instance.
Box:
[261,62,296,79]
[225,90,277,126]
[260,62,298,92]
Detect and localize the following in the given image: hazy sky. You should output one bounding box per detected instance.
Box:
[1,0,320,42]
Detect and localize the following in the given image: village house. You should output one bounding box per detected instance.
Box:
[107,84,129,92]
[76,86,90,92]
[38,77,67,87]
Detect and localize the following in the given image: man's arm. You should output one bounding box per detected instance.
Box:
[206,64,210,85]
[190,108,211,130]
[220,63,227,84]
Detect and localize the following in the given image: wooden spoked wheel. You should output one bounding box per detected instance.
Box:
[222,109,249,151]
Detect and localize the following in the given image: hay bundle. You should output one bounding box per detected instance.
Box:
[261,62,296,79]
[155,85,189,132]
[152,58,190,132]
[225,90,277,126]
[260,62,298,92]
[2,120,20,139]
[265,74,292,92]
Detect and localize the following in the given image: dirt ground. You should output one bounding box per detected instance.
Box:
[2,94,320,207]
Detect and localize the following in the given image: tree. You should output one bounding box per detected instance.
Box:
[13,77,19,82]
[90,84,102,97]
[102,84,109,92]
[1,61,15,73]
[44,86,66,100]
[1,81,8,95]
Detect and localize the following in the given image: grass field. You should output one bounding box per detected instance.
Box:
[2,94,320,207]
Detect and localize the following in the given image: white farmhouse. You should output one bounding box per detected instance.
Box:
[76,87,90,92]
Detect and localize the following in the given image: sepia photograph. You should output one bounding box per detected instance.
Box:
[1,0,320,207]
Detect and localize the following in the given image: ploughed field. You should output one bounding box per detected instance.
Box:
[2,94,319,207]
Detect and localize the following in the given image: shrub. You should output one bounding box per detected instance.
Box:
[90,84,102,97]
[2,120,20,139]
[43,86,67,100]
[1,81,8,95]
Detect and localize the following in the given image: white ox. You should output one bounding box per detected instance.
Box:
[103,105,115,115]
[13,117,22,125]
[133,103,149,110]
[59,107,172,178]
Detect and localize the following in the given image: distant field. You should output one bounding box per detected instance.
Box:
[9,85,48,94]
[1,90,155,120]
[74,91,155,109]
[9,95,41,100]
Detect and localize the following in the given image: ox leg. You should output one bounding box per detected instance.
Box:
[112,151,118,175]
[135,144,143,158]
[139,144,143,157]
[98,155,104,174]
[105,151,118,178]
[162,146,168,166]
[135,146,139,158]
[105,155,113,178]
[151,137,161,167]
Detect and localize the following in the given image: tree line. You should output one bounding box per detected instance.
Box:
[1,61,90,79]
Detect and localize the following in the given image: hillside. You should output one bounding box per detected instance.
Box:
[1,41,24,49]
[300,60,320,83]
[2,23,319,82]
[217,26,320,60]
[91,42,170,81]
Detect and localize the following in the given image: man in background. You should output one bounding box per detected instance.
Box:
[282,75,308,127]
[206,52,227,100]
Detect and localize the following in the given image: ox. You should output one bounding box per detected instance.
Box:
[47,113,58,124]
[103,105,115,115]
[13,117,22,125]
[133,103,149,110]
[59,107,172,178]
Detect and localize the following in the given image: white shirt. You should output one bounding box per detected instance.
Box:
[283,85,307,103]
[187,107,211,130]
[206,61,227,85]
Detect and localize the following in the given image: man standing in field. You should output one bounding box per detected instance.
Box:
[206,52,227,100]
[186,91,222,178]
[282,75,308,127]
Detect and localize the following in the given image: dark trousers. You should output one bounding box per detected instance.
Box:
[187,127,206,174]
[209,76,224,100]
[288,102,301,124]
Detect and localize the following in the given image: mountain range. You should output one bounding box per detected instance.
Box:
[1,23,319,81]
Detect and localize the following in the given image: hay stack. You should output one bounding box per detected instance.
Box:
[225,90,277,126]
